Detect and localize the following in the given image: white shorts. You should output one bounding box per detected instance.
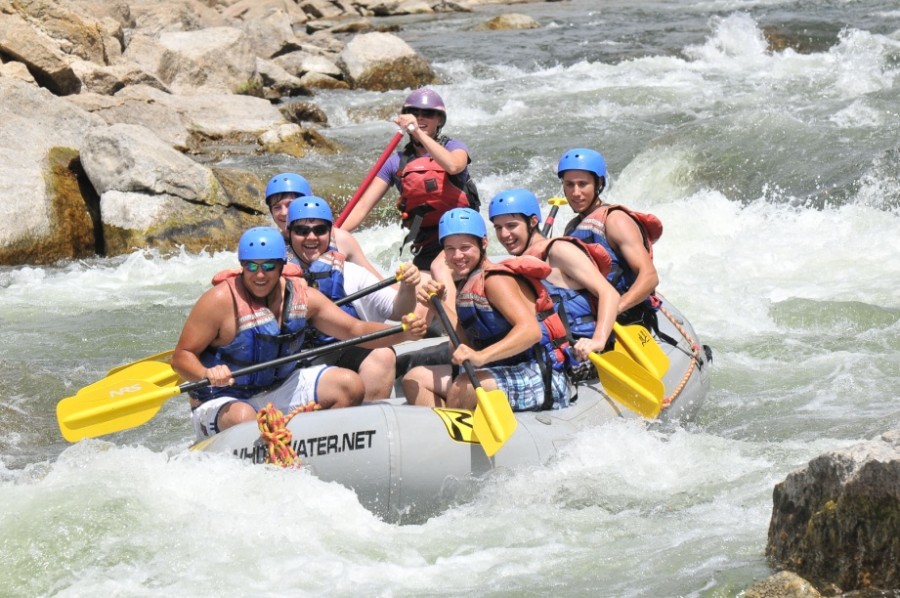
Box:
[190,364,332,440]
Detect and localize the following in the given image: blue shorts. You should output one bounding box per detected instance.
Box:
[485,361,571,411]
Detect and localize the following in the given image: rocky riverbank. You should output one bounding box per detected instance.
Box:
[0,0,543,264]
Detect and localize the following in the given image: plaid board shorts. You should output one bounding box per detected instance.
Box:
[485,360,572,411]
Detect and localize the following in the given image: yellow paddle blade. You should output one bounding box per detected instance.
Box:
[107,349,175,375]
[100,360,181,389]
[589,350,664,418]
[57,379,182,442]
[471,387,518,457]
[613,323,670,379]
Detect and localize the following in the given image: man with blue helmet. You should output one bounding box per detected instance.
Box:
[286,197,421,401]
[557,148,662,327]
[401,208,571,412]
[264,172,384,281]
[172,226,427,440]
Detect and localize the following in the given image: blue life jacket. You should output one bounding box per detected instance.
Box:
[290,243,359,346]
[190,269,308,402]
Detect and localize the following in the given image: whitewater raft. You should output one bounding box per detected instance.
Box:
[191,295,711,522]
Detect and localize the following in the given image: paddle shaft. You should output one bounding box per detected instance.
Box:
[178,323,406,394]
[429,295,480,386]
[541,197,568,237]
[335,125,415,229]
[335,274,398,307]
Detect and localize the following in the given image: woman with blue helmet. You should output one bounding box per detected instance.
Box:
[171,226,427,440]
[264,172,385,282]
[286,198,421,401]
[489,188,620,380]
[557,148,661,327]
[338,89,480,276]
[402,208,572,412]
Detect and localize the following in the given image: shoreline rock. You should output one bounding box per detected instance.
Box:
[755,430,900,596]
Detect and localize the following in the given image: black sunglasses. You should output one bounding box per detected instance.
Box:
[243,260,280,273]
[291,223,331,237]
[402,108,439,118]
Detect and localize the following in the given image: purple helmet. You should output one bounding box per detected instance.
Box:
[402,88,447,114]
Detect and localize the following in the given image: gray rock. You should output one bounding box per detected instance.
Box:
[767,430,900,592]
[338,31,435,91]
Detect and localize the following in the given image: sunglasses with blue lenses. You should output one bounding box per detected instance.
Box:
[402,108,438,118]
[243,260,280,273]
[291,223,331,237]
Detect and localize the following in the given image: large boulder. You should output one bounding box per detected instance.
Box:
[766,430,900,593]
[0,78,105,265]
[79,123,266,256]
[122,27,257,95]
[338,31,435,91]
[0,12,81,95]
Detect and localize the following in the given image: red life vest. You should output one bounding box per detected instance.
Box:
[581,204,663,258]
[524,236,613,278]
[396,155,471,229]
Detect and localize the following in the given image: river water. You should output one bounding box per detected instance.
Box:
[2,1,899,596]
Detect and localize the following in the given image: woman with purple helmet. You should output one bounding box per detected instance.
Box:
[340,88,480,275]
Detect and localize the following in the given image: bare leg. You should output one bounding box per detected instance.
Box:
[446,369,499,410]
[358,348,396,401]
[402,364,453,407]
[216,401,258,431]
[316,367,365,408]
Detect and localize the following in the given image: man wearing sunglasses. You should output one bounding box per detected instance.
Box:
[287,198,421,401]
[338,88,480,278]
[264,172,385,282]
[172,227,427,440]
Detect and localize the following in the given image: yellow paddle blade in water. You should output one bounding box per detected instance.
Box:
[471,387,518,457]
[590,350,664,418]
[613,323,670,379]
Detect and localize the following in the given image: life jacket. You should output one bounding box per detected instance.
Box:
[394,138,481,250]
[456,257,569,370]
[524,236,613,278]
[190,266,309,402]
[523,238,611,366]
[289,238,358,346]
[565,204,662,296]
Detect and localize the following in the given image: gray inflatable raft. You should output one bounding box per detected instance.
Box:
[191,296,710,523]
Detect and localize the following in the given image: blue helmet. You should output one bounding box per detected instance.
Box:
[287,196,333,228]
[265,173,312,205]
[488,188,542,223]
[438,208,487,243]
[557,148,607,180]
[238,227,286,262]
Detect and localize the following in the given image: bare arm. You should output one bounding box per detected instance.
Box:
[340,177,391,232]
[453,275,541,368]
[172,284,237,386]
[606,210,659,313]
[389,262,421,320]
[547,241,618,352]
[308,287,425,346]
